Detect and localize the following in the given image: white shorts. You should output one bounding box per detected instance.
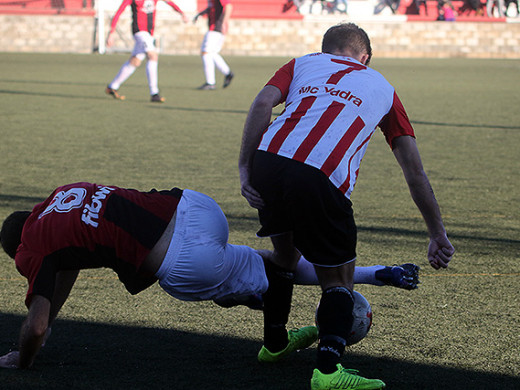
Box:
[155,189,268,301]
[132,31,157,59]
[201,30,225,54]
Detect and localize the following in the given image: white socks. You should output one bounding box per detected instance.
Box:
[202,53,231,85]
[109,60,136,90]
[202,53,216,85]
[293,256,386,286]
[146,59,159,95]
[213,53,230,77]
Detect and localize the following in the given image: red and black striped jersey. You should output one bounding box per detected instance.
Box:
[110,0,183,35]
[15,182,182,306]
[207,0,231,32]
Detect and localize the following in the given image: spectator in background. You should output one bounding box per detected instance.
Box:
[105,0,188,103]
[374,0,401,14]
[437,0,457,20]
[461,0,484,15]
[413,0,429,15]
[334,0,348,14]
[193,0,234,90]
[282,0,305,13]
[504,0,519,15]
[486,0,505,16]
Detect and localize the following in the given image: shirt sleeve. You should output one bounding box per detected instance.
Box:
[110,0,132,33]
[265,58,295,105]
[164,0,183,14]
[16,251,54,308]
[379,91,415,149]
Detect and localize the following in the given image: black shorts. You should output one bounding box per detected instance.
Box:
[251,151,357,267]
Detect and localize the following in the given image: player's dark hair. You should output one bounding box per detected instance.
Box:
[0,211,31,259]
[321,23,372,66]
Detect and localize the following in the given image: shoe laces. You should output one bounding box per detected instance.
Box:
[339,367,361,376]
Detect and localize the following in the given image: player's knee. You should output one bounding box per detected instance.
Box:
[316,286,354,341]
[147,51,159,62]
[130,56,142,67]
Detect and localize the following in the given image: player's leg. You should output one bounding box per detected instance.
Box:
[139,33,164,102]
[260,233,298,352]
[210,32,234,88]
[106,34,146,99]
[311,264,385,390]
[294,256,420,289]
[198,31,222,89]
[314,262,355,374]
[106,55,140,100]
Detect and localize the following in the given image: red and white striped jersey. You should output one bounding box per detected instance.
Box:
[259,52,415,198]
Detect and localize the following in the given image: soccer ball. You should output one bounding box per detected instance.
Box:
[346,290,373,345]
[315,290,373,346]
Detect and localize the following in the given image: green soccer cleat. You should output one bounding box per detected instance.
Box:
[257,326,318,363]
[311,364,386,390]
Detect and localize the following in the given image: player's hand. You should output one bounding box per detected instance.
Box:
[181,13,189,23]
[239,167,264,209]
[241,182,264,210]
[0,351,20,369]
[106,32,115,47]
[427,233,454,269]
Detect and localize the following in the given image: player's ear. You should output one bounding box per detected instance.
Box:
[359,53,370,65]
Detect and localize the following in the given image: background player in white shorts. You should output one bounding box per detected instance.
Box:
[193,0,234,90]
[105,0,188,102]
[0,182,418,369]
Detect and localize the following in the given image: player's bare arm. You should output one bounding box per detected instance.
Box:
[2,295,52,369]
[0,270,79,369]
[392,135,455,269]
[239,85,282,209]
[49,270,80,325]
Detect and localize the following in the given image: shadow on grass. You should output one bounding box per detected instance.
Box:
[0,313,517,390]
[226,213,520,247]
[0,194,46,211]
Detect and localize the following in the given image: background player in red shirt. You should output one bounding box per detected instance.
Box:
[0,182,419,370]
[105,0,188,102]
[193,0,234,90]
[239,23,454,390]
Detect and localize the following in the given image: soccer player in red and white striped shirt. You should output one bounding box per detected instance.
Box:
[239,22,454,390]
[105,0,188,102]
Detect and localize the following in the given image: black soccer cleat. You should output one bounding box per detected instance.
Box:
[197,83,216,90]
[223,72,234,88]
[150,94,165,103]
[375,263,420,290]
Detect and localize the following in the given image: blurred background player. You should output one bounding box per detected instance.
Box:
[0,182,419,369]
[193,0,234,90]
[239,22,454,390]
[105,0,188,103]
